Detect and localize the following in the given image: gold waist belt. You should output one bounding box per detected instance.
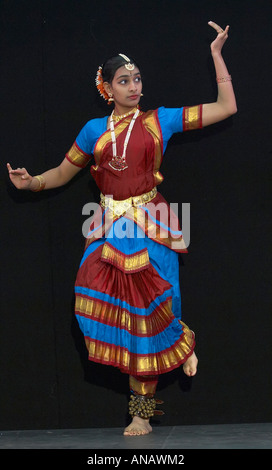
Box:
[100,187,157,216]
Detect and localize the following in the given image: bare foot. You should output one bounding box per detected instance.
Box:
[183,351,198,376]
[123,416,152,436]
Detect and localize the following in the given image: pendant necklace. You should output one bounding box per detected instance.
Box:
[108,108,140,171]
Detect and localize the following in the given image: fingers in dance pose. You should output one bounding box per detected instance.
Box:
[7,163,33,190]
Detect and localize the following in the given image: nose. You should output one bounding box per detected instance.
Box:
[128,78,137,92]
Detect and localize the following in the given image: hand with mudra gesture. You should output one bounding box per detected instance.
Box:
[7,147,82,192]
[208,20,230,54]
[6,163,35,190]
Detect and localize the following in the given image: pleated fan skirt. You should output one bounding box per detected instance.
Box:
[74,217,195,376]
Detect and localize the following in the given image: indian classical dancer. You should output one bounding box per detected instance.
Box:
[7,21,237,436]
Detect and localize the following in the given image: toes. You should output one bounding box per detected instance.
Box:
[124,427,137,436]
[183,353,198,377]
[183,365,197,377]
[123,427,150,436]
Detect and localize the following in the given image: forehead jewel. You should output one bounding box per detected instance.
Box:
[118,53,135,71]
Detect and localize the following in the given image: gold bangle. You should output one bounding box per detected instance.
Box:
[216,75,232,83]
[32,175,46,192]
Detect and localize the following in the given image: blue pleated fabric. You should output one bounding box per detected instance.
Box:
[74,217,195,375]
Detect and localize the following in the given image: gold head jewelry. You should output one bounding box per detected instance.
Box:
[119,53,135,71]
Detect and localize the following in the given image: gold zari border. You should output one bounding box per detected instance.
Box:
[93,112,143,165]
[142,110,163,183]
[183,105,202,131]
[101,243,150,273]
[66,142,91,168]
[75,295,173,337]
[129,375,158,395]
[84,321,195,375]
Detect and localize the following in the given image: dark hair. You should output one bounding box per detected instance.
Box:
[101,54,140,84]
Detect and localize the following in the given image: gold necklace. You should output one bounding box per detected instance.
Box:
[112,107,138,123]
[108,108,140,171]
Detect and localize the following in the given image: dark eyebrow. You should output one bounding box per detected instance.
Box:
[116,72,141,79]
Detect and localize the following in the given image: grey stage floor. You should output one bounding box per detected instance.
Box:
[0,422,271,449]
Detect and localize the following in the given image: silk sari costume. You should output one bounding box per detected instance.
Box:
[66,105,202,390]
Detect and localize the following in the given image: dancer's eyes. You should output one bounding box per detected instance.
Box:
[118,75,141,85]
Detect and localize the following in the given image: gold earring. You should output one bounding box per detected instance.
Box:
[140,93,144,97]
[108,92,114,102]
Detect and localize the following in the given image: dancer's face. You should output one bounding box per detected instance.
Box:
[105,65,142,113]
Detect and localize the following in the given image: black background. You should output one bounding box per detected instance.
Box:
[0,0,271,430]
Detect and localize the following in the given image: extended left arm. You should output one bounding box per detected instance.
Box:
[202,21,237,127]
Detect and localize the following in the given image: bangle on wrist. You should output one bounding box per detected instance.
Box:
[32,175,46,192]
[216,75,232,83]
